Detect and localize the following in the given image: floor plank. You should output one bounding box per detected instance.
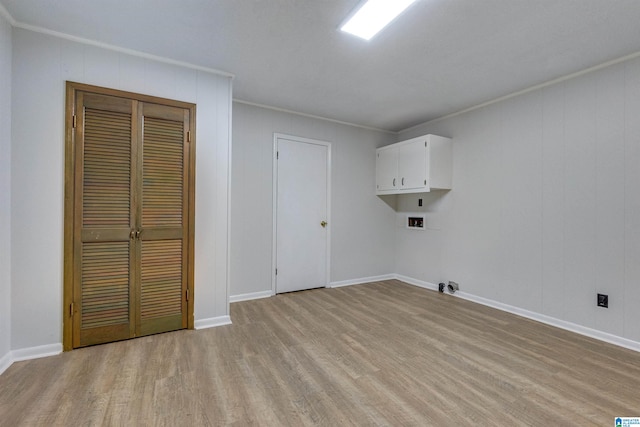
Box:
[1,280,639,425]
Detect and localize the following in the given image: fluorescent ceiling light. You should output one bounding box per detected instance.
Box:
[340,0,418,41]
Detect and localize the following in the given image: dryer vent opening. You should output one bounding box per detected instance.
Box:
[447,281,459,294]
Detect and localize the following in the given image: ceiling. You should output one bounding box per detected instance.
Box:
[3,0,640,132]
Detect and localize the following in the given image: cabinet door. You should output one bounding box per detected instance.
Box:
[398,139,427,190]
[376,147,398,191]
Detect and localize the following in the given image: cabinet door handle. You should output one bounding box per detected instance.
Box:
[402,177,405,186]
[393,178,396,187]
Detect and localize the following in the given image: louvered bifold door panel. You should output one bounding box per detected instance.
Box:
[74,93,135,348]
[140,240,184,335]
[137,102,189,336]
[142,116,184,227]
[79,241,131,346]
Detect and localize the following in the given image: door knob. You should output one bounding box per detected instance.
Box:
[320,221,327,228]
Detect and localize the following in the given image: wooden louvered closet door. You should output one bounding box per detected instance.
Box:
[73,93,135,347]
[66,83,195,349]
[137,103,190,337]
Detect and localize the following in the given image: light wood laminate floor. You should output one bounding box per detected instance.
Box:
[1,280,639,426]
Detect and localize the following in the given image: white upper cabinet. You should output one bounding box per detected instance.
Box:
[376,134,452,195]
[375,146,398,191]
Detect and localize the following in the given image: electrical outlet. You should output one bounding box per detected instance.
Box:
[597,293,608,308]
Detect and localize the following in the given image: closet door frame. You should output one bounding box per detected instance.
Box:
[63,81,196,351]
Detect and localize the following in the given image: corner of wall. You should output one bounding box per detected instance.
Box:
[0,343,64,376]
[0,352,11,376]
[0,3,16,27]
[0,2,14,375]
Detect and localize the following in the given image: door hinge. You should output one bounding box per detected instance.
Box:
[187,131,191,143]
[275,268,278,276]
[425,141,427,147]
[69,302,74,317]
[186,288,189,301]
[277,151,279,160]
[72,115,77,129]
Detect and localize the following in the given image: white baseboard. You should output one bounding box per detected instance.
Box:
[228,274,396,300]
[393,274,439,291]
[393,274,640,353]
[0,343,63,376]
[329,274,395,288]
[455,291,640,353]
[194,315,232,330]
[230,290,273,303]
[0,351,12,376]
[12,343,63,362]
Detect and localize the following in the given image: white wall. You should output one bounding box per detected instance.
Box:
[10,28,232,351]
[231,102,396,298]
[396,56,640,344]
[0,12,12,367]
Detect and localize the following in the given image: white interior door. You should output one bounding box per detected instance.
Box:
[274,135,330,294]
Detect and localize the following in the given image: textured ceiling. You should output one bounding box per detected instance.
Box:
[3,0,640,131]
